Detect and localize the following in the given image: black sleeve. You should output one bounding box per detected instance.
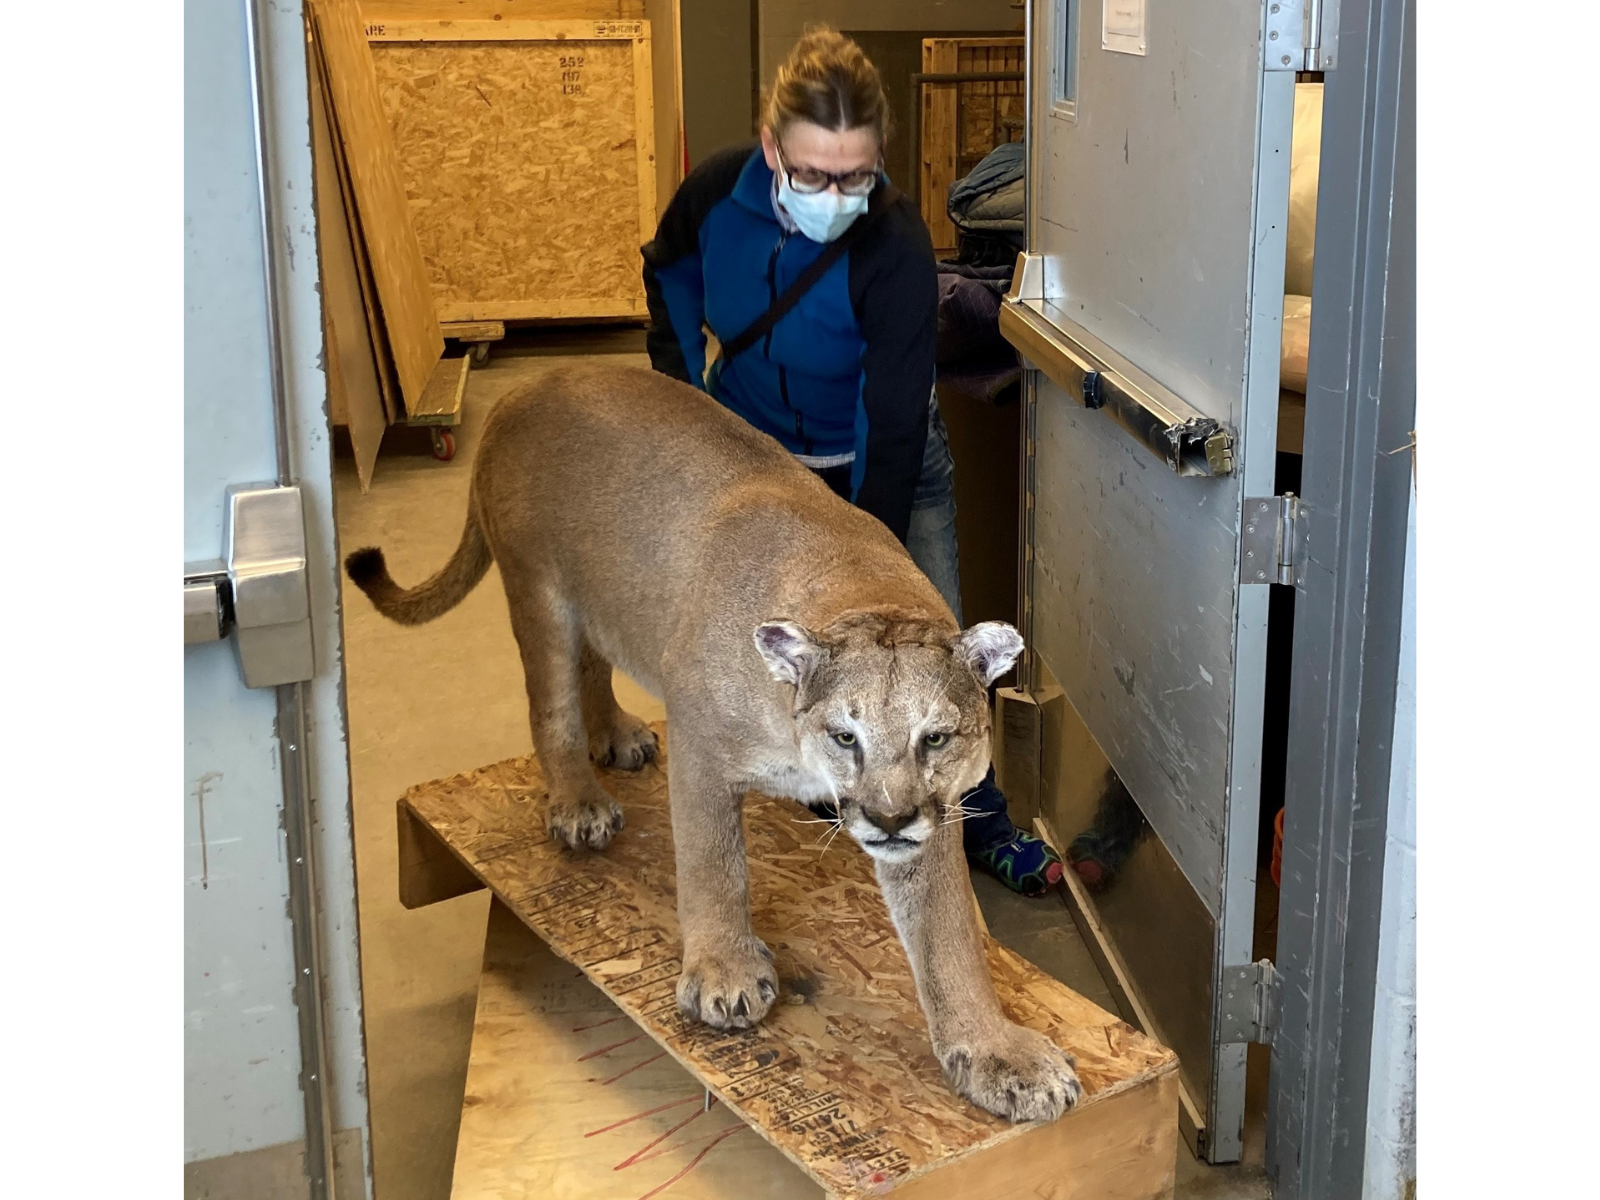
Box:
[849,196,938,543]
[641,143,754,385]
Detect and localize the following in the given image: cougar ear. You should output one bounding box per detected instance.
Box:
[754,620,825,686]
[957,622,1024,686]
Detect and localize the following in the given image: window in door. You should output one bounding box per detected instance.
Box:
[1053,0,1078,118]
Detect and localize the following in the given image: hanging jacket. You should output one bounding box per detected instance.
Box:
[641,142,936,544]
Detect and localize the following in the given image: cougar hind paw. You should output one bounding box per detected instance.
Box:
[590,714,659,772]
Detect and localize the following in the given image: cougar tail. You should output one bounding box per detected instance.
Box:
[344,505,492,626]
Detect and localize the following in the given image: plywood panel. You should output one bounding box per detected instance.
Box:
[370,22,655,322]
[401,726,1178,1200]
[311,34,402,422]
[454,900,824,1199]
[311,47,387,490]
[310,0,444,410]
[891,1072,1178,1200]
[644,0,684,217]
[397,801,484,909]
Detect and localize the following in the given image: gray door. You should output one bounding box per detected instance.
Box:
[1002,0,1300,1162]
[185,0,370,1194]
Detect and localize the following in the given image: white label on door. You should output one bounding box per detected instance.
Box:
[1103,0,1147,56]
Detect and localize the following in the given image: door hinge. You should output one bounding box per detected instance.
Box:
[1240,493,1303,586]
[1218,959,1281,1045]
[1265,0,1339,71]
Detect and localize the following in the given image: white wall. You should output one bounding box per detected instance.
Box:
[1363,474,1417,1200]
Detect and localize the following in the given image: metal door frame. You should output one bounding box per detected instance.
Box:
[1268,0,1413,1192]
[185,0,372,1193]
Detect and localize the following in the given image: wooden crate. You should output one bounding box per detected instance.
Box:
[399,726,1180,1200]
[368,18,659,323]
[919,38,1025,257]
[362,0,687,226]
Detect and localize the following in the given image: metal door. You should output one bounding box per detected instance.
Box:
[185,0,370,1195]
[1001,0,1326,1162]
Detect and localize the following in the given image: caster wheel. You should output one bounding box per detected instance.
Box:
[430,428,457,462]
[471,341,491,365]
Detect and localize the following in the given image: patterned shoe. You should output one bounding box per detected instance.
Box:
[969,833,1066,897]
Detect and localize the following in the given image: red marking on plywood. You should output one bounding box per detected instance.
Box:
[601,1050,667,1085]
[578,1031,648,1061]
[632,1124,750,1199]
[583,1095,699,1138]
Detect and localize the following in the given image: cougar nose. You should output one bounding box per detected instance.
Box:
[864,807,918,836]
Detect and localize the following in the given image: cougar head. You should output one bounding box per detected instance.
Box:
[754,609,1023,864]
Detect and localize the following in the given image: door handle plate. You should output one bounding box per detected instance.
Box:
[226,483,314,687]
[184,485,315,687]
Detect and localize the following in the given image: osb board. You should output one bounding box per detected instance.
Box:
[311,30,402,422]
[889,1072,1177,1200]
[401,727,1178,1200]
[310,0,445,410]
[919,38,1024,256]
[362,1,682,223]
[311,42,387,490]
[370,21,656,323]
[454,899,823,1199]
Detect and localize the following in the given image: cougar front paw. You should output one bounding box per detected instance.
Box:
[676,938,779,1030]
[545,785,624,851]
[590,713,659,771]
[939,1023,1082,1123]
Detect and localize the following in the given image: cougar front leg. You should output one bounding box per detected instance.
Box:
[877,827,1082,1122]
[667,739,777,1030]
[502,571,624,851]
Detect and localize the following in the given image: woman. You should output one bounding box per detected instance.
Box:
[641,28,1062,897]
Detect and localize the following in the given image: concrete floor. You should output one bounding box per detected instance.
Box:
[334,331,1270,1200]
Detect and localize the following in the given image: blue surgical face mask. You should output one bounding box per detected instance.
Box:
[777,172,871,243]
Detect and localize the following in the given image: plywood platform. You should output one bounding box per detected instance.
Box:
[400,728,1179,1199]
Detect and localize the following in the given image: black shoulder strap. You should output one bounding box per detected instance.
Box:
[719,185,900,363]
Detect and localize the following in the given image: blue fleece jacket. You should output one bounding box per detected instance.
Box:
[641,143,937,543]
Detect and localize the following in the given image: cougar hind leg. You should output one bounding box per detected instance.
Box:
[501,566,624,851]
[579,638,659,771]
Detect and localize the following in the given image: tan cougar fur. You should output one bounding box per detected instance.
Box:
[346,364,1080,1121]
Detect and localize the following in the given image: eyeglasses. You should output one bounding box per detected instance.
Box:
[775,143,880,197]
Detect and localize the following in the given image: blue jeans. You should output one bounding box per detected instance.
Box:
[905,392,964,625]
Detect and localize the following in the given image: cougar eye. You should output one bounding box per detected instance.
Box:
[831,731,857,748]
[924,732,950,749]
